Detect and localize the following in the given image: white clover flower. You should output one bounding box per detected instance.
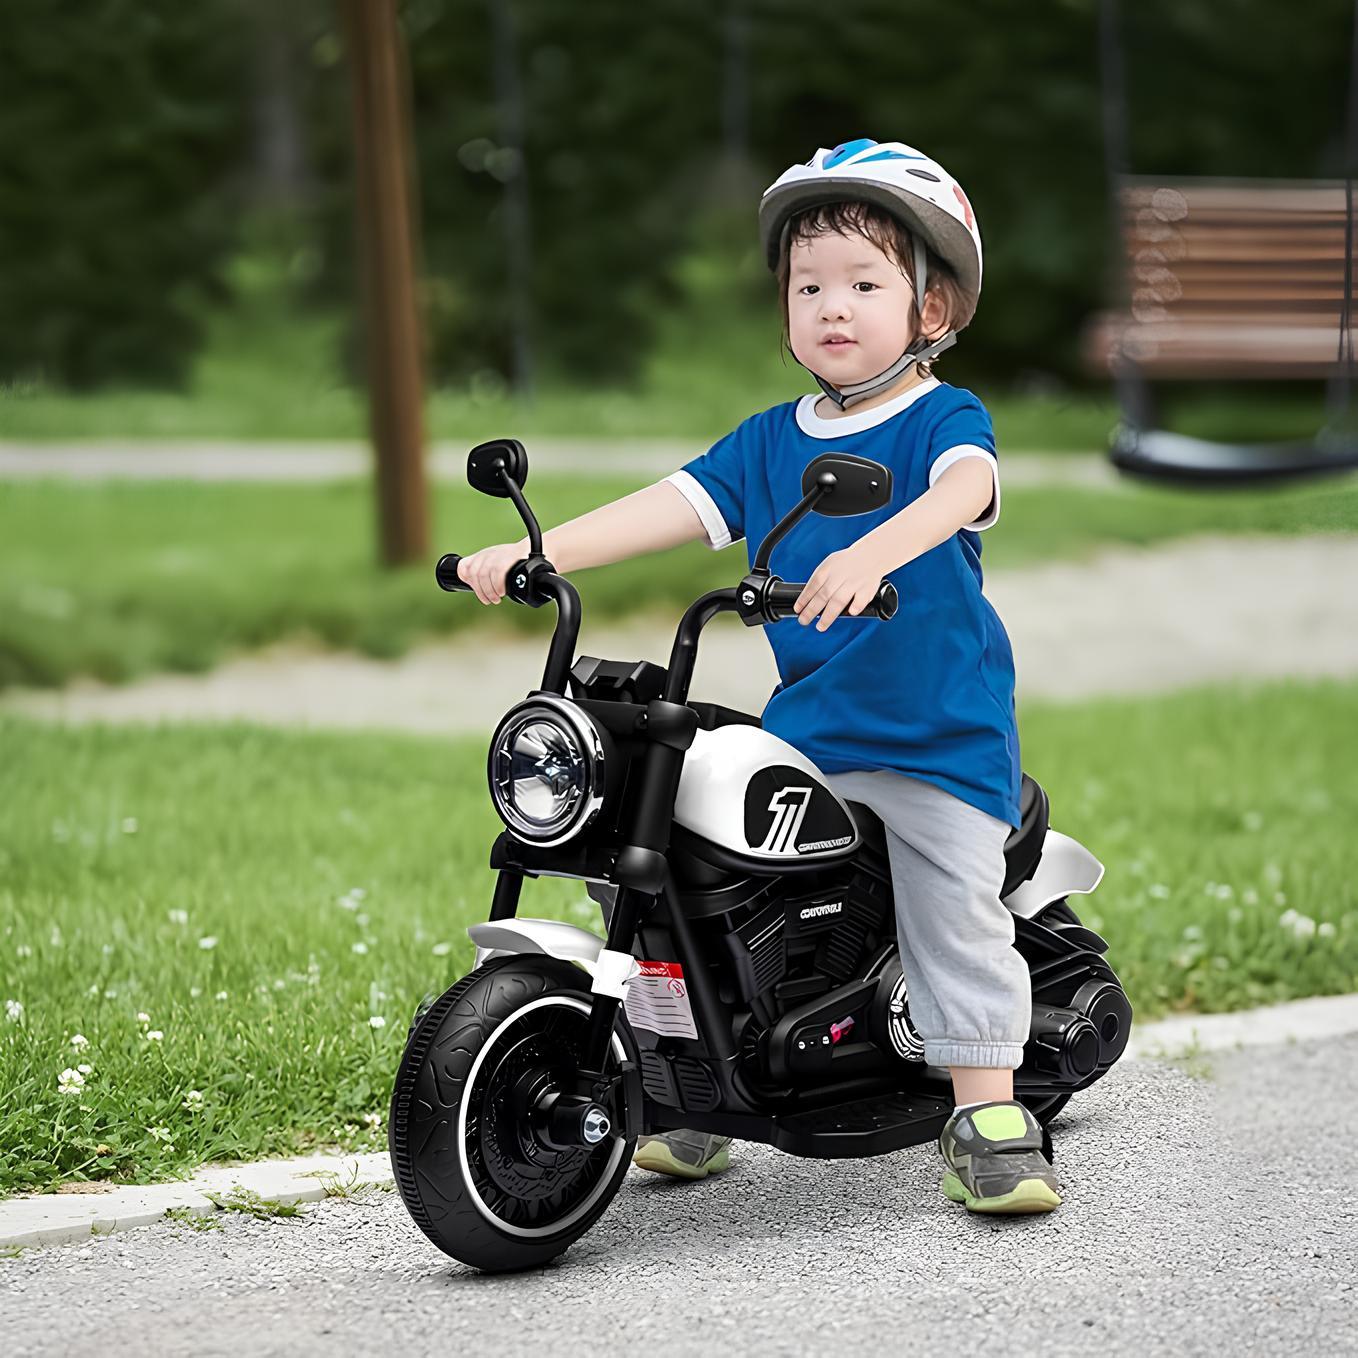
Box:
[336,891,360,912]
[167,909,188,926]
[273,979,286,991]
[362,1111,382,1128]
[121,817,138,835]
[16,944,32,959]
[431,942,451,957]
[136,1012,151,1025]
[70,1033,89,1051]
[146,1125,173,1144]
[144,1029,164,1043]
[50,926,63,947]
[198,936,217,951]
[1214,884,1234,900]
[1319,921,1337,939]
[1278,909,1317,939]
[355,912,370,928]
[182,1089,204,1111]
[76,1063,93,1076]
[189,986,202,999]
[215,991,229,1002]
[4,999,22,1023]
[57,1068,85,1095]
[87,984,101,997]
[351,942,369,955]
[368,1015,386,1029]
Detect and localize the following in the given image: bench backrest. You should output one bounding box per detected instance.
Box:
[1087,178,1357,378]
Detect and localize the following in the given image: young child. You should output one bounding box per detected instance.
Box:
[456,139,1060,1215]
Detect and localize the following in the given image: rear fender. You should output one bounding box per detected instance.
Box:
[1002,830,1105,919]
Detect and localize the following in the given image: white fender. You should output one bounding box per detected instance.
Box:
[466,918,640,997]
[1002,829,1105,920]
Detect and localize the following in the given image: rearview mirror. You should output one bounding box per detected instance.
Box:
[801,453,892,516]
[467,438,528,498]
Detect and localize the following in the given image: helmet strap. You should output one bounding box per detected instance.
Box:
[812,330,957,410]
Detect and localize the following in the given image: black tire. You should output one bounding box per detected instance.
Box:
[389,954,637,1273]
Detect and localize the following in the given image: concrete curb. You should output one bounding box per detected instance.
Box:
[0,1152,390,1252]
[4,991,1357,1253]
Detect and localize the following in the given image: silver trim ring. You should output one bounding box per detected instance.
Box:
[488,694,608,848]
[455,994,628,1240]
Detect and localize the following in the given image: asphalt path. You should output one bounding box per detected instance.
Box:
[3,1035,1354,1357]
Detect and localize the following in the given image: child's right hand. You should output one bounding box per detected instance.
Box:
[457,540,530,605]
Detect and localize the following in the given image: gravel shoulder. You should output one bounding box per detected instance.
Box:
[4,534,1355,732]
[2,1037,1354,1357]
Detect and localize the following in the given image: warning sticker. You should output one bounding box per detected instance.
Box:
[623,960,699,1041]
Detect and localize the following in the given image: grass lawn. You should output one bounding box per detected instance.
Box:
[2,676,1355,1197]
[2,472,1355,691]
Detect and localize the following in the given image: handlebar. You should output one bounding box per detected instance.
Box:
[764,578,898,622]
[439,552,896,624]
[435,553,473,593]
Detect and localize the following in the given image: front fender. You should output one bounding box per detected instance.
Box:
[466,918,639,997]
[1002,829,1105,919]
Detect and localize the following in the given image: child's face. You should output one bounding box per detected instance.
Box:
[787,229,943,386]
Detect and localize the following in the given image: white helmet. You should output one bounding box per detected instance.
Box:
[759,139,982,409]
[759,138,983,322]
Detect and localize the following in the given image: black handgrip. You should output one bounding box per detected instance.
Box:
[766,578,897,621]
[435,553,474,592]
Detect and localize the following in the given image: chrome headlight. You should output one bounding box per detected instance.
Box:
[487,694,609,846]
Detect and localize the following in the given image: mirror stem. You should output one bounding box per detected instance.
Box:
[498,463,544,555]
[752,478,832,574]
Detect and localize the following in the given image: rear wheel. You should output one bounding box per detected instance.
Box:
[389,955,637,1272]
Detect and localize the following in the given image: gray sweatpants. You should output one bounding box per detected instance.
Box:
[821,769,1031,1071]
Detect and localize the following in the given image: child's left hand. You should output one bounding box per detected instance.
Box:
[794,541,893,631]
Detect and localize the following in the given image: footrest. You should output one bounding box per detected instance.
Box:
[772,1090,954,1158]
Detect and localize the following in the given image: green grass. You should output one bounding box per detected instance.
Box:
[2,472,1355,692]
[1,676,1355,1197]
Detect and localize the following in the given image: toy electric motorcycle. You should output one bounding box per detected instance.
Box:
[389,437,1132,1272]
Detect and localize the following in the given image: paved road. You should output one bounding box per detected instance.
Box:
[3,1036,1354,1357]
[0,440,1122,487]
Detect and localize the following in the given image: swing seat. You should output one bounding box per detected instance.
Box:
[1087,177,1358,483]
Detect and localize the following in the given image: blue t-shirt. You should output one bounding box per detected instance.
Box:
[665,377,1022,829]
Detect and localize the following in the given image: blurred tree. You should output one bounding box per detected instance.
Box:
[0,0,250,388]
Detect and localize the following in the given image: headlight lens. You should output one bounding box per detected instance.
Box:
[488,695,608,846]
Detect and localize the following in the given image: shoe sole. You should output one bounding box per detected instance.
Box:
[632,1142,731,1181]
[941,1169,1061,1214]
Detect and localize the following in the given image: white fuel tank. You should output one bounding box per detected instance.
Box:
[672,724,860,867]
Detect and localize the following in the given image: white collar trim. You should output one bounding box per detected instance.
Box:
[795,376,942,439]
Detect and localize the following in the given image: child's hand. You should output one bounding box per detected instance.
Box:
[794,541,892,631]
[457,539,530,605]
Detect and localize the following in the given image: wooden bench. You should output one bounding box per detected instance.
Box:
[1087,178,1355,378]
[1085,177,1358,481]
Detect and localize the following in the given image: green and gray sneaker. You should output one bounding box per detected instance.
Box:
[937,1100,1062,1214]
[633,1130,732,1181]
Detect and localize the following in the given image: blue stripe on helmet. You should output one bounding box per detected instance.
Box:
[852,149,924,164]
[825,138,878,168]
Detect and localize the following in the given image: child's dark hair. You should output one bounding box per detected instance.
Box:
[774,200,965,373]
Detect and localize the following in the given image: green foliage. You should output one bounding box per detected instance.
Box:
[0,1,251,387]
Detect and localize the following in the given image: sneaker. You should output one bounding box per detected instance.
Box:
[937,1100,1062,1214]
[632,1130,732,1180]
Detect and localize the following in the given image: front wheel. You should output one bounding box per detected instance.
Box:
[389,955,637,1272]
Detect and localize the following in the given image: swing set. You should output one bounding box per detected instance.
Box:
[1090,0,1358,483]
